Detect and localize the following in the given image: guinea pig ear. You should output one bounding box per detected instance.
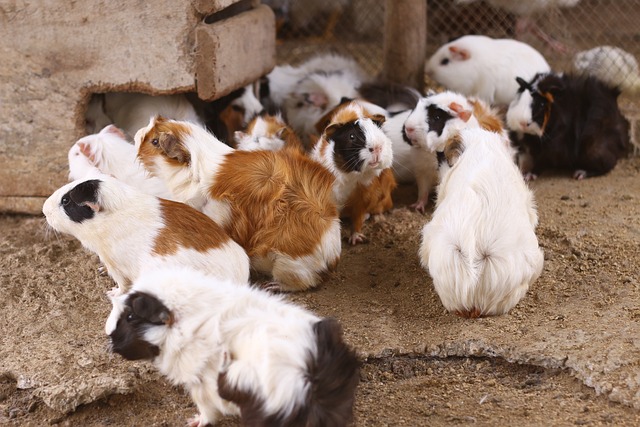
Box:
[448,45,470,61]
[69,179,102,212]
[339,96,354,105]
[304,91,329,108]
[443,132,465,167]
[370,114,386,128]
[515,77,533,92]
[448,102,472,123]
[101,124,127,140]
[315,109,335,134]
[158,133,190,164]
[130,292,174,326]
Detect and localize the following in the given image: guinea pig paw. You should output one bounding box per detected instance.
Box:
[573,169,587,180]
[97,265,108,276]
[372,213,386,223]
[523,172,538,183]
[186,414,206,427]
[410,200,428,214]
[348,232,367,246]
[259,281,284,293]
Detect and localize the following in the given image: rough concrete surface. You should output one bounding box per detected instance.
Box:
[1,157,639,426]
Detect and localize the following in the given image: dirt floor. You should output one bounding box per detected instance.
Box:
[1,156,640,426]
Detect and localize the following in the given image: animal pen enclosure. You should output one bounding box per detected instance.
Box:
[270,0,640,151]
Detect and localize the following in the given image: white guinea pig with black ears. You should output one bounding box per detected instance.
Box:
[135,116,341,292]
[106,267,360,427]
[425,35,550,106]
[42,176,250,295]
[420,127,544,318]
[68,125,174,199]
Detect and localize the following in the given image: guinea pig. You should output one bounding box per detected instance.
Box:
[382,108,438,214]
[233,111,304,153]
[573,45,640,95]
[310,100,394,244]
[106,267,360,427]
[134,116,341,292]
[68,124,174,199]
[403,91,508,154]
[42,176,250,295]
[425,35,550,106]
[104,92,203,140]
[266,53,367,144]
[193,85,264,146]
[506,72,631,180]
[419,127,544,318]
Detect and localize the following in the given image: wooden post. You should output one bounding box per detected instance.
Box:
[382,0,427,91]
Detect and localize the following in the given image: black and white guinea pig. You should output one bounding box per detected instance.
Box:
[506,72,631,180]
[310,100,394,209]
[42,176,250,295]
[425,35,550,106]
[68,124,174,199]
[106,267,360,427]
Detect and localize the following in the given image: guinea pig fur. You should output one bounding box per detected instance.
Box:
[68,125,174,199]
[42,176,250,295]
[403,91,509,154]
[234,112,304,153]
[419,127,544,318]
[425,35,550,106]
[104,93,203,140]
[506,72,631,180]
[134,116,341,292]
[105,267,360,427]
[310,100,394,210]
[382,108,438,214]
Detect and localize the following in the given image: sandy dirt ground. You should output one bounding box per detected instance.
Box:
[1,156,640,426]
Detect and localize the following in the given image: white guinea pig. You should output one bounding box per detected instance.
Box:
[68,125,174,199]
[573,45,640,94]
[419,127,543,318]
[425,35,550,106]
[42,176,250,295]
[106,267,360,427]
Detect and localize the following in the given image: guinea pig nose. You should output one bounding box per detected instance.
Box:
[405,126,415,135]
[520,121,528,129]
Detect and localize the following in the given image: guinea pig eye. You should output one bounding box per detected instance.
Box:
[440,58,450,66]
[61,196,70,206]
[349,133,356,141]
[151,138,159,147]
[126,313,135,322]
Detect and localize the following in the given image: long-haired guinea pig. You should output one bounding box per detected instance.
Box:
[42,176,250,295]
[68,124,173,199]
[310,100,395,244]
[106,267,360,427]
[134,116,341,292]
[419,127,544,318]
[104,93,203,140]
[233,111,304,153]
[403,91,508,154]
[506,72,631,180]
[425,35,550,106]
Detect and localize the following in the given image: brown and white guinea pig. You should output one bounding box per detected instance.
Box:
[134,116,341,292]
[233,111,304,153]
[310,100,395,244]
[419,127,543,318]
[425,35,550,106]
[193,85,264,147]
[42,176,250,295]
[506,72,631,180]
[106,267,360,427]
[104,93,203,140]
[68,125,174,199]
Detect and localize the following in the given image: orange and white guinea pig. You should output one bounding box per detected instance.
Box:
[134,116,341,292]
[233,112,304,153]
[419,127,543,318]
[42,176,250,296]
[311,100,395,245]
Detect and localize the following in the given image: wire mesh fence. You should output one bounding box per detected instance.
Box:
[264,0,640,149]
